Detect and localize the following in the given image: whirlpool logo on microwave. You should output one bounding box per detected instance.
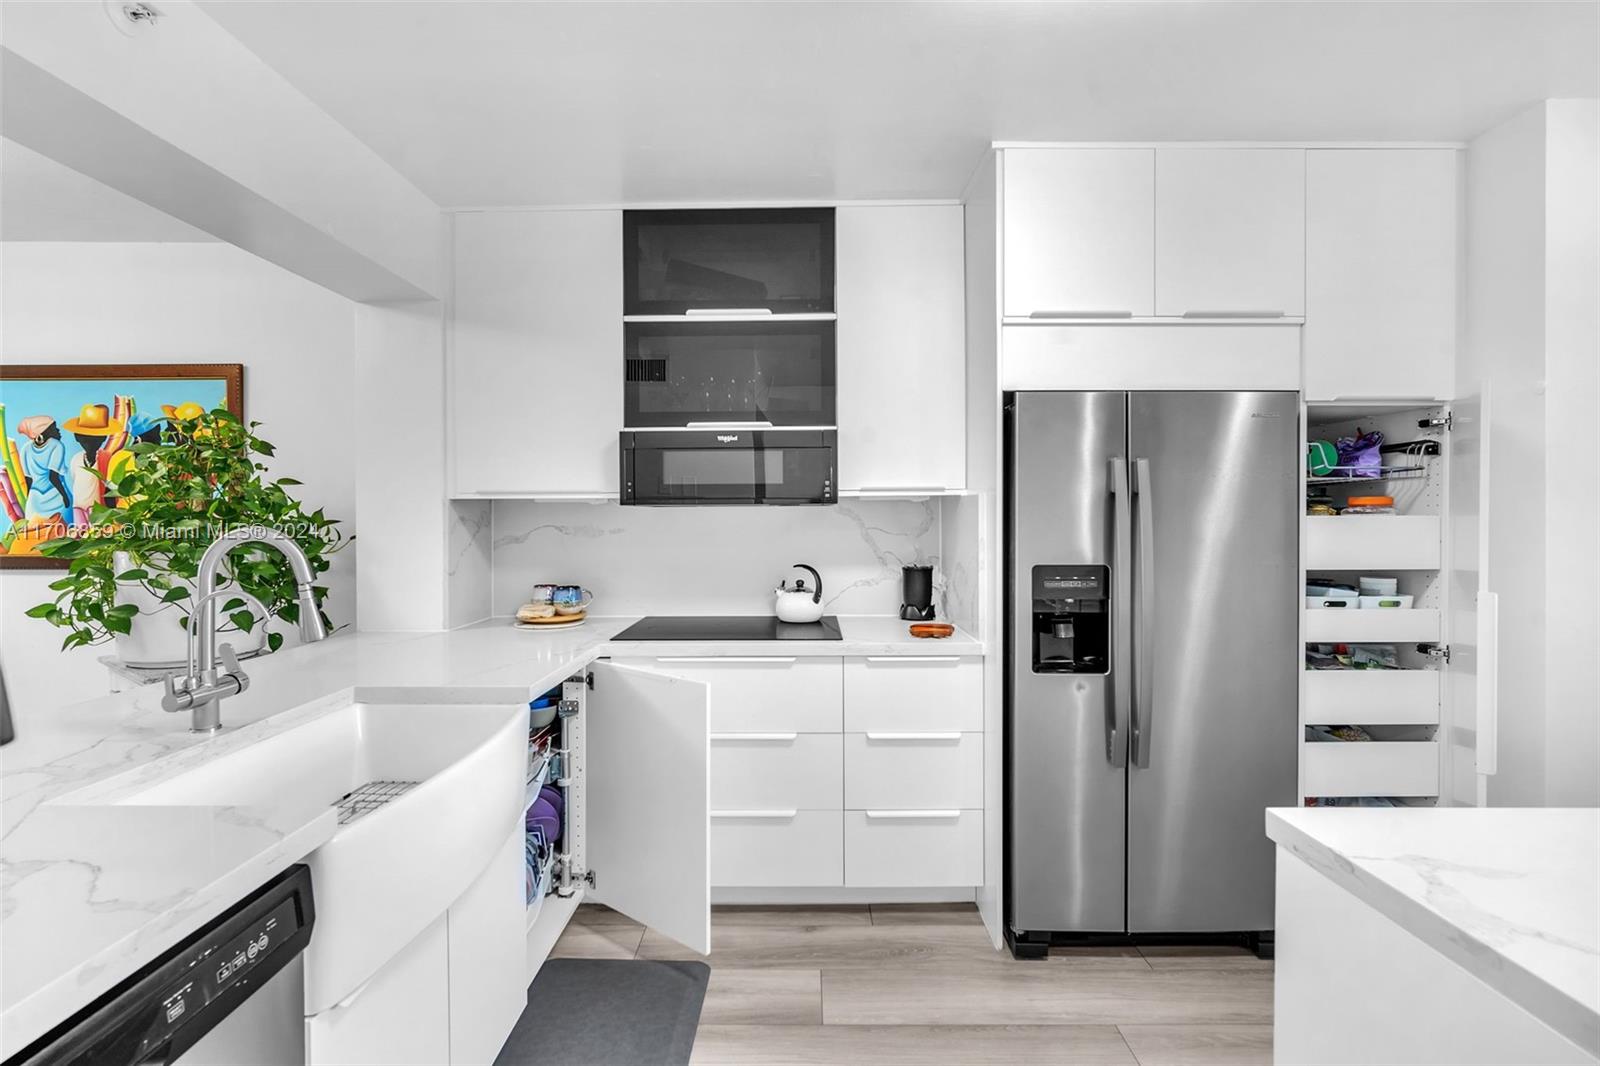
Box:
[716,434,740,443]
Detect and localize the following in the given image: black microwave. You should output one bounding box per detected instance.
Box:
[619,429,837,506]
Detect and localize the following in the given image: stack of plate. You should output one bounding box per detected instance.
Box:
[514,605,588,631]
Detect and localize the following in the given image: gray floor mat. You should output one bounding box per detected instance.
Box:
[494,958,710,1066]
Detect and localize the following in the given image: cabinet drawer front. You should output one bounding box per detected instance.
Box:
[1304,608,1440,644]
[711,733,842,810]
[1304,671,1440,726]
[843,657,982,732]
[641,658,843,732]
[1002,324,1301,392]
[843,810,983,887]
[843,733,982,809]
[711,810,843,887]
[1302,741,1439,798]
[1304,515,1440,570]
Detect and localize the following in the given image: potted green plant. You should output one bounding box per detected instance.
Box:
[26,409,347,665]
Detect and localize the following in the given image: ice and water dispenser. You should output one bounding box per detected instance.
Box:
[1030,565,1109,674]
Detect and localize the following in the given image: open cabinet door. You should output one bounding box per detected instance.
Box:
[1446,387,1494,806]
[587,661,711,954]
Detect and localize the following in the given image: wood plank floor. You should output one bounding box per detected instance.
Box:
[551,904,1272,1065]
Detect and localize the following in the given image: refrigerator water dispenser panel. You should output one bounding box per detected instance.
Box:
[1031,565,1109,674]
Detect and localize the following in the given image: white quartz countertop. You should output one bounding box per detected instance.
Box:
[1266,807,1600,1057]
[0,615,980,1052]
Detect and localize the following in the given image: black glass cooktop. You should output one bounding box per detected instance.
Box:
[613,615,842,641]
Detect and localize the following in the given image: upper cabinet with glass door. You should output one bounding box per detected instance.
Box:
[625,208,836,317]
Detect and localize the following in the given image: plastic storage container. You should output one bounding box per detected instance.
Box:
[1342,495,1396,515]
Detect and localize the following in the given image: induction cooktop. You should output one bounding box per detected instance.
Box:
[612,615,843,641]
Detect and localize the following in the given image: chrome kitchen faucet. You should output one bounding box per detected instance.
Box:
[161,526,330,733]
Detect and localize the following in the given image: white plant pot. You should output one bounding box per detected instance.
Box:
[113,582,191,668]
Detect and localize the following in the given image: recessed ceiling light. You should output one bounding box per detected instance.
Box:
[103,0,163,36]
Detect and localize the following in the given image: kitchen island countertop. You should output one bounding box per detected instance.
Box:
[1266,806,1600,1058]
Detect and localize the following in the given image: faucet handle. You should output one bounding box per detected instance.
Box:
[217,643,251,694]
[162,675,194,713]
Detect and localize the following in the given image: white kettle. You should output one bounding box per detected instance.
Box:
[774,564,825,623]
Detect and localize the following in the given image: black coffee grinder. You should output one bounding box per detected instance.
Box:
[899,565,937,621]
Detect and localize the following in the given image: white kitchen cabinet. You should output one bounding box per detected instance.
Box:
[583,662,710,953]
[836,205,966,492]
[844,810,984,887]
[843,656,983,732]
[647,656,842,733]
[1155,148,1305,317]
[451,210,622,496]
[711,732,842,810]
[1304,150,1459,401]
[522,660,711,988]
[1299,400,1491,808]
[446,827,527,1066]
[624,654,987,893]
[305,917,451,1066]
[711,811,844,887]
[1003,148,1155,318]
[844,732,983,810]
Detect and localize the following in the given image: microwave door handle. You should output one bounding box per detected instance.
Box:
[686,421,775,429]
[1131,457,1155,769]
[1107,458,1131,768]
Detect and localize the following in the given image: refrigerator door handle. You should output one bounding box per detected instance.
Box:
[1107,457,1131,768]
[1131,456,1156,769]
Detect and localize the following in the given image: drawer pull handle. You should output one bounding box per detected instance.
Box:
[863,656,962,663]
[711,732,799,742]
[1180,310,1286,319]
[864,810,961,819]
[657,656,798,664]
[711,810,798,819]
[864,732,961,741]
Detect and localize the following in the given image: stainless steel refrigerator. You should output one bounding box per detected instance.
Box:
[1005,391,1298,954]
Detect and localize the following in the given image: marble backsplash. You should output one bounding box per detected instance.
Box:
[490,499,947,618]
[447,498,493,627]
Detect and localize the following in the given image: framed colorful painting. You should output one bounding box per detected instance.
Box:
[0,364,244,569]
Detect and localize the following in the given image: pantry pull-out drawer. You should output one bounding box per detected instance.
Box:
[1304,671,1440,726]
[1304,608,1440,644]
[844,657,982,732]
[843,810,982,887]
[843,733,982,809]
[641,657,843,733]
[1302,741,1439,798]
[711,732,842,810]
[711,810,843,887]
[1304,515,1440,570]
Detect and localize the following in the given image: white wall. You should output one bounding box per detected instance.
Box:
[0,242,357,713]
[490,499,945,619]
[353,299,450,631]
[1541,100,1600,807]
[1465,100,1600,808]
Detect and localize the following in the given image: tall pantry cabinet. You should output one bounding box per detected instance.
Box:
[989,143,1488,817]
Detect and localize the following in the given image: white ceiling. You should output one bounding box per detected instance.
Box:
[201,0,1599,208]
[1,138,215,242]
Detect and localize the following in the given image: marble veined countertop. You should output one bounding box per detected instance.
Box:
[0,615,980,1052]
[1267,807,1600,1057]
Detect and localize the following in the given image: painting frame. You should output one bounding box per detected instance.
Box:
[0,363,244,570]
